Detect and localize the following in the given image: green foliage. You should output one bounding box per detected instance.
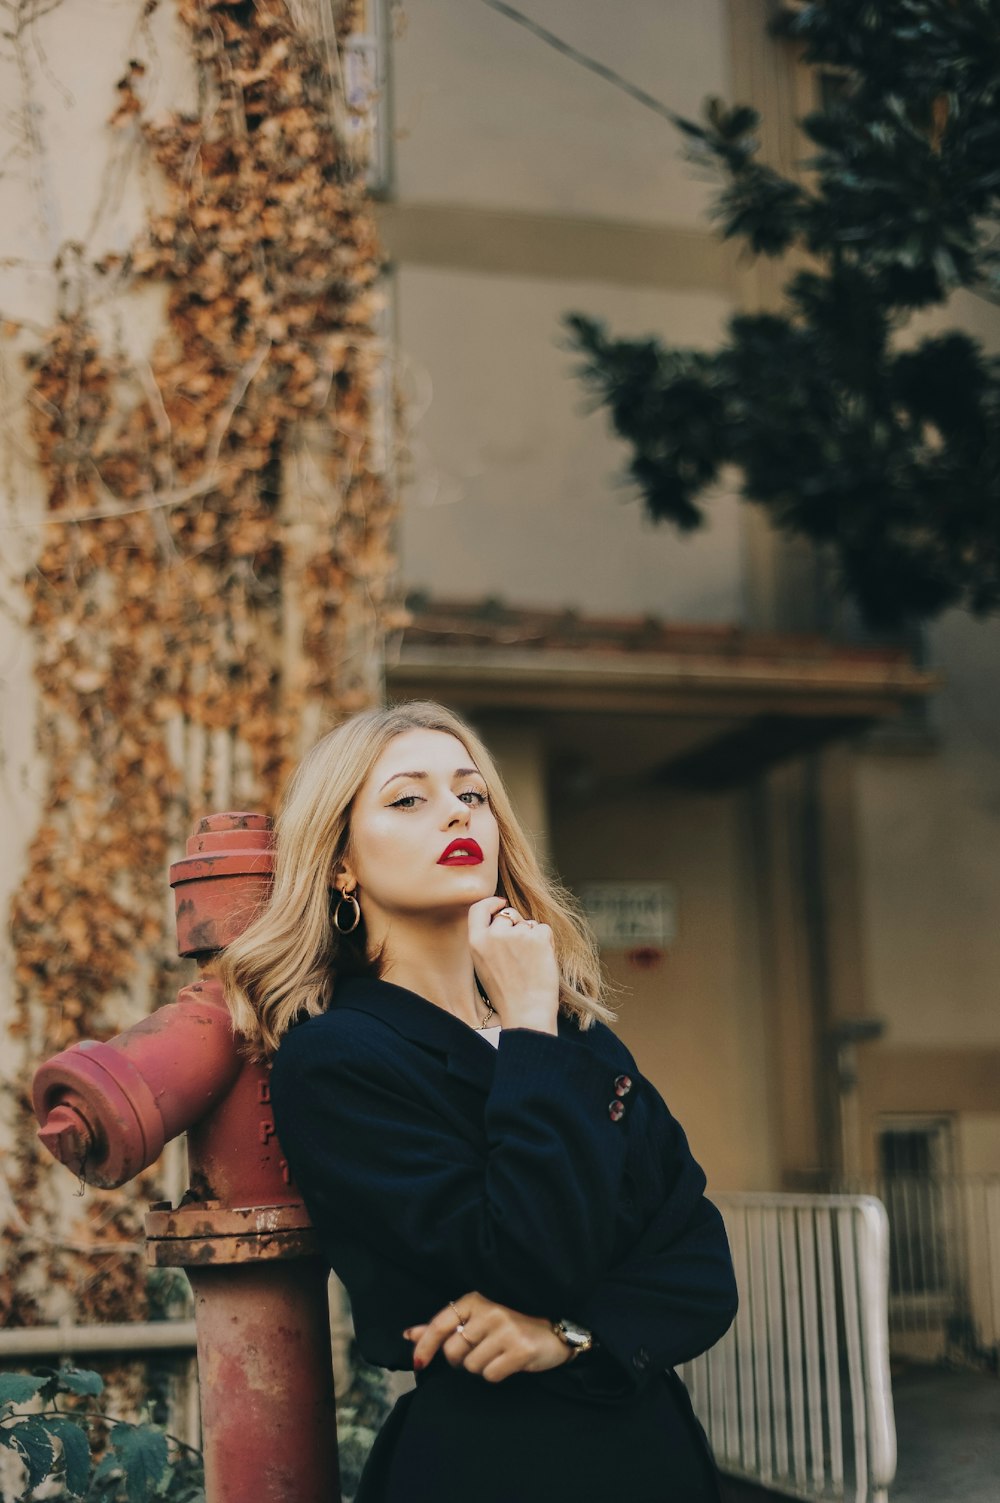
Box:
[566,0,1000,627]
[0,1366,203,1502]
[44,1418,92,1498]
[3,1417,57,1494]
[335,1408,380,1502]
[336,1342,393,1502]
[102,1425,170,1503]
[143,1272,194,1327]
[1,1347,397,1502]
[0,1376,49,1408]
[52,1372,105,1400]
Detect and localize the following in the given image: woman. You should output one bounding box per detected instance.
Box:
[220,701,738,1503]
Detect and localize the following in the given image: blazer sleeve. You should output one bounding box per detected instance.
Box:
[270,1016,632,1312]
[558,1095,739,1401]
[563,1197,739,1400]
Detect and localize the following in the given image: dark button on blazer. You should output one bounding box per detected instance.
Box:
[269,976,738,1403]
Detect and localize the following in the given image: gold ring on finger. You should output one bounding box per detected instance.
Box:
[455,1322,476,1347]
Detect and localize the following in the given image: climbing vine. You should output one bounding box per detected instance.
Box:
[3,0,397,1326]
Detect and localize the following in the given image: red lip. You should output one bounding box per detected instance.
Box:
[437,838,484,865]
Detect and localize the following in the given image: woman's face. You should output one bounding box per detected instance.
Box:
[340,727,501,926]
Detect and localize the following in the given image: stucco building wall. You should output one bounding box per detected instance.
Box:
[396,266,744,621]
[385,0,1000,1202]
[551,782,776,1191]
[390,0,729,227]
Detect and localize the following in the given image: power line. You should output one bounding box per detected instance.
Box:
[477,0,682,129]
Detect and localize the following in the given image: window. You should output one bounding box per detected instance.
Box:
[878,1117,954,1300]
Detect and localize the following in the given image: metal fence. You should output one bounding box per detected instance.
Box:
[835,1175,1000,1368]
[678,1193,897,1503]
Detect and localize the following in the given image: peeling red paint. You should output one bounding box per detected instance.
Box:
[33,811,340,1501]
[170,814,275,958]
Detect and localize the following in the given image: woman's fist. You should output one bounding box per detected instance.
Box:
[467,897,559,1034]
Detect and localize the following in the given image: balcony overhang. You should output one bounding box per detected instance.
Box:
[385,603,940,789]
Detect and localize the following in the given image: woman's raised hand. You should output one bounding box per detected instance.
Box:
[403,1291,573,1381]
[468,897,559,1035]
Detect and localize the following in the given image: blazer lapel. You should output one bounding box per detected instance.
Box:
[330,975,499,1093]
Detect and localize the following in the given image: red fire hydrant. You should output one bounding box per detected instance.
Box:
[32,813,341,1503]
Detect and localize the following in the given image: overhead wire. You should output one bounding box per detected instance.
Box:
[480,0,1000,320]
[477,0,683,129]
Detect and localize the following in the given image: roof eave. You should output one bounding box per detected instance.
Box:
[386,643,940,720]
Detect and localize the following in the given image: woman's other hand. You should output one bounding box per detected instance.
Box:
[468,898,559,1034]
[403,1291,573,1381]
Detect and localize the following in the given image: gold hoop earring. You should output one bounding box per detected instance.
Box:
[334,889,361,934]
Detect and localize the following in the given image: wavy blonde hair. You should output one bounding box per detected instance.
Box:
[218,700,614,1059]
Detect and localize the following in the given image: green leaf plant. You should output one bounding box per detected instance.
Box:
[566,0,1000,629]
[0,1368,204,1503]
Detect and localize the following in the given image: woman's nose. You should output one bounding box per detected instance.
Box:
[444,795,471,826]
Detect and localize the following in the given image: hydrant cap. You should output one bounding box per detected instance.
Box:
[170,812,276,958]
[37,1100,93,1175]
[189,811,274,854]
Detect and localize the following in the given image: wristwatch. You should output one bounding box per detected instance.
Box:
[551,1318,595,1362]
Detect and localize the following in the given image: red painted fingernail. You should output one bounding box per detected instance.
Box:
[413,1356,425,1370]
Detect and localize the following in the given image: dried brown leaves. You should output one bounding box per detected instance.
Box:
[6,0,395,1324]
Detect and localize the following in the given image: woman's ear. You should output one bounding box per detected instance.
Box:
[332,859,357,896]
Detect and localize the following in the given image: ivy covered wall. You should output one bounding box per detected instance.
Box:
[0,0,396,1333]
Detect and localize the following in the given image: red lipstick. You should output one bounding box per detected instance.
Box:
[437,838,484,865]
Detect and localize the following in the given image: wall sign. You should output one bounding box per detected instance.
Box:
[579,883,678,949]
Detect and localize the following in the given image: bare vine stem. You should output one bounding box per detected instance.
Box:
[3,0,396,1335]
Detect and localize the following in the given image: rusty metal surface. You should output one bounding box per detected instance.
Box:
[146,1228,319,1266]
[145,1200,318,1264]
[188,1260,340,1503]
[190,811,273,852]
[170,811,275,957]
[33,1041,160,1187]
[35,1099,93,1178]
[32,809,338,1503]
[33,988,243,1187]
[185,1052,302,1210]
[146,1201,312,1238]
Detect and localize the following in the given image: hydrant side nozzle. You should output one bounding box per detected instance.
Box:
[33,1043,159,1189]
[32,995,244,1188]
[36,1099,95,1177]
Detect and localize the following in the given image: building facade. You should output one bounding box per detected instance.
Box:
[373,0,1000,1250]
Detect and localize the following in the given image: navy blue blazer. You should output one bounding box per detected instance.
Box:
[270,976,738,1403]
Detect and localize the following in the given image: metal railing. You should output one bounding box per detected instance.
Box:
[678,1193,896,1503]
[835,1174,1000,1367]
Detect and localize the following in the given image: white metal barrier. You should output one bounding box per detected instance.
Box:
[678,1193,897,1503]
[960,1177,1000,1359]
[835,1174,1000,1364]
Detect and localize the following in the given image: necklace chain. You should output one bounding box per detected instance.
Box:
[478,993,497,1030]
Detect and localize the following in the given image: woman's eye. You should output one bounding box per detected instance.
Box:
[460,789,488,805]
[389,794,422,809]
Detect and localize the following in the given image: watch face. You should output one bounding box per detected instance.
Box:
[557,1321,591,1348]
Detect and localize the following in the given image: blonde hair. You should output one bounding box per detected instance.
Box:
[219,700,614,1059]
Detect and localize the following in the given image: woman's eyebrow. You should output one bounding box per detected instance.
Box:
[379,767,482,792]
[379,770,426,791]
